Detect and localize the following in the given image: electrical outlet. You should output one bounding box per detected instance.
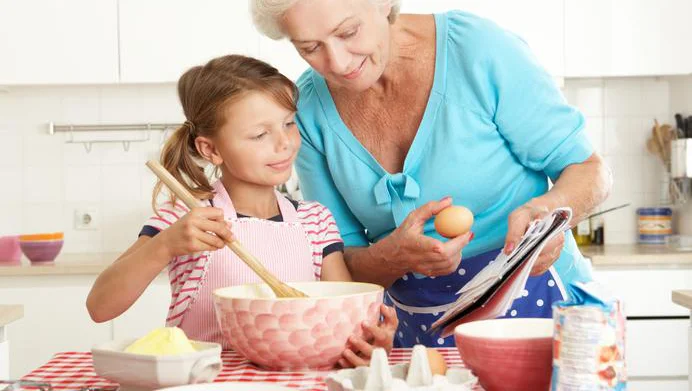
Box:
[74,208,99,230]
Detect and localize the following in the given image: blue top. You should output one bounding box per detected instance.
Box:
[295,11,594,285]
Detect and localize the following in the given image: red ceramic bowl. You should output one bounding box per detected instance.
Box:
[19,239,64,263]
[454,318,553,391]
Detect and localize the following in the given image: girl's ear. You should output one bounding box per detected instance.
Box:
[195,136,224,166]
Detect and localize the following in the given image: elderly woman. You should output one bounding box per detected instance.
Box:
[250,0,611,348]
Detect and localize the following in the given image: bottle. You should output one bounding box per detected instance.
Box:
[573,219,592,246]
[591,217,604,245]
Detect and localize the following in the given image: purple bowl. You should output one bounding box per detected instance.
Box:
[20,240,64,263]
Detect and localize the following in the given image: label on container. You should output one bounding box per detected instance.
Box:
[637,216,672,235]
[551,302,627,391]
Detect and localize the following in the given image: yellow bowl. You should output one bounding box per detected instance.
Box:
[20,232,64,241]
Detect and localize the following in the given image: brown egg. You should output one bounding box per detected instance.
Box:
[426,348,448,376]
[434,206,474,238]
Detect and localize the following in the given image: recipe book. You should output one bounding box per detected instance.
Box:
[430,208,572,337]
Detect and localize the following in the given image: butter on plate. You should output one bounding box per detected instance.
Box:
[124,327,196,355]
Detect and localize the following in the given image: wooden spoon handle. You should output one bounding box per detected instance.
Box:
[146,160,307,298]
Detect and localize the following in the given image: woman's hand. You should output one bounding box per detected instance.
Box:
[380,197,474,277]
[503,202,564,276]
[157,207,234,258]
[338,304,399,368]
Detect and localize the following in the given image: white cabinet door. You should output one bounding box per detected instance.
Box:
[627,319,688,377]
[593,268,692,317]
[257,36,310,82]
[119,0,260,83]
[0,0,119,84]
[628,380,689,391]
[0,275,112,379]
[565,0,692,77]
[399,0,565,76]
[112,275,170,340]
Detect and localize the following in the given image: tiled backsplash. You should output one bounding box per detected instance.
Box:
[0,76,691,252]
[0,84,183,253]
[564,76,692,243]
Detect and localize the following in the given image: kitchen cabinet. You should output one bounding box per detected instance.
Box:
[112,278,169,340]
[118,0,259,83]
[399,0,565,77]
[0,306,23,379]
[0,273,169,379]
[629,380,689,391]
[672,291,692,391]
[565,0,692,77]
[593,266,691,388]
[0,0,119,85]
[0,275,111,378]
[0,334,6,379]
[257,36,310,82]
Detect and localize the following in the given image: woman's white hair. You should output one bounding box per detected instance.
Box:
[250,0,401,40]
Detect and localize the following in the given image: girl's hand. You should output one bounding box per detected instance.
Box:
[503,202,564,276]
[382,198,474,277]
[338,304,399,368]
[158,207,234,258]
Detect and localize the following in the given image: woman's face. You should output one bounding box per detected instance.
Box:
[281,0,393,92]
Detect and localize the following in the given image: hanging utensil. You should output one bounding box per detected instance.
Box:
[675,113,686,138]
[146,160,308,298]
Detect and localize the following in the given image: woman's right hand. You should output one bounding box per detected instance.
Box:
[381,197,474,277]
[157,207,234,258]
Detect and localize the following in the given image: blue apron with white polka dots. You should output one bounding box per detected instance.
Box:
[384,248,566,348]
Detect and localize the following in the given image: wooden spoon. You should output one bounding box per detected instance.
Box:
[146,160,308,298]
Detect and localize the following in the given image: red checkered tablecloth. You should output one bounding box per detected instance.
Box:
[21,348,473,390]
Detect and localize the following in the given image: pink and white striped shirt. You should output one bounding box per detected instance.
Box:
[140,195,344,330]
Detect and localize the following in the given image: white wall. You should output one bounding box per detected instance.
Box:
[564,76,692,243]
[0,76,690,252]
[0,84,182,253]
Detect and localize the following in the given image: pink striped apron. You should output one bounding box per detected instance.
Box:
[176,181,316,348]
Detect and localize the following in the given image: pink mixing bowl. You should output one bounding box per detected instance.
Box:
[213,281,383,371]
[454,318,553,391]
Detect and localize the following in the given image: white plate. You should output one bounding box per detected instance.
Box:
[156,382,294,391]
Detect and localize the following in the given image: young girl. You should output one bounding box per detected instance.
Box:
[86,54,397,368]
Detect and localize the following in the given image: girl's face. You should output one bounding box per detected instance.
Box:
[205,91,300,188]
[280,0,393,92]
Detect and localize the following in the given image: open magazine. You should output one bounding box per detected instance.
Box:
[430,208,572,337]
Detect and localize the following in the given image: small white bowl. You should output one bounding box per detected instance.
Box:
[92,339,222,391]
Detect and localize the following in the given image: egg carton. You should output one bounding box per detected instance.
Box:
[325,345,476,391]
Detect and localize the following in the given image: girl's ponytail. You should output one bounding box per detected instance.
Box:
[152,121,213,212]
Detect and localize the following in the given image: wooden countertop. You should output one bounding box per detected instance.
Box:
[0,305,23,326]
[2,245,691,276]
[580,244,692,266]
[672,290,692,310]
[0,253,121,276]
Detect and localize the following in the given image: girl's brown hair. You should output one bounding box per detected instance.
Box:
[153,54,297,210]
